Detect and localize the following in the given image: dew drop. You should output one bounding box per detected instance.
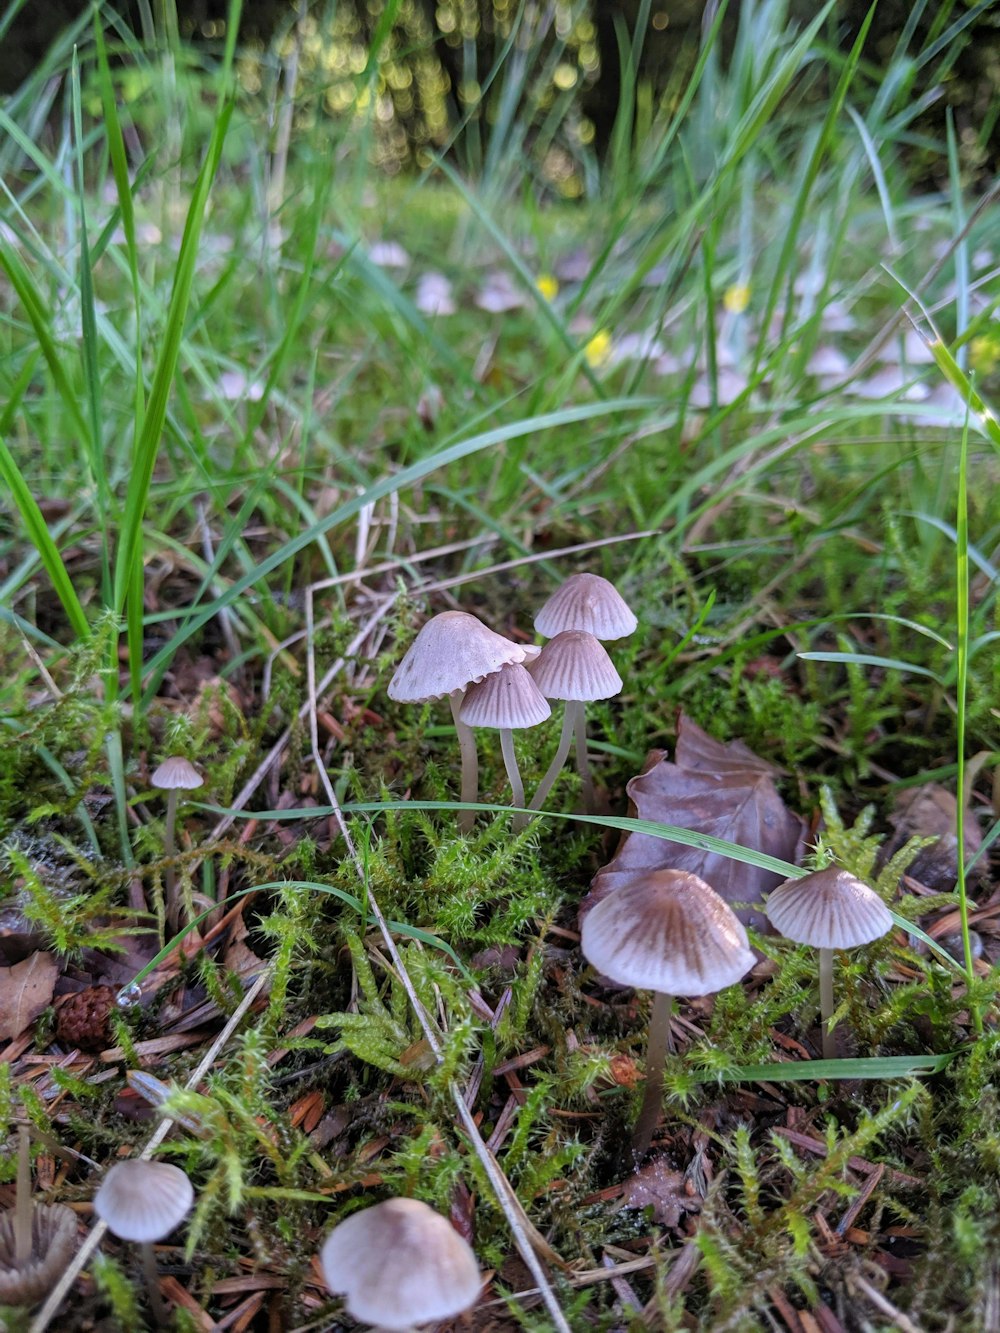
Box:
[116,982,142,1009]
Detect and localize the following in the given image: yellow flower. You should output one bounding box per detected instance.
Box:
[537,273,559,301]
[585,328,612,368]
[723,283,751,314]
[970,331,1000,376]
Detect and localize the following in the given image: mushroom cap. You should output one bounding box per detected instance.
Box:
[319,1197,481,1330]
[764,867,893,949]
[387,611,526,703]
[0,1204,79,1307]
[535,573,637,640]
[150,756,204,791]
[459,662,551,730]
[527,630,623,701]
[581,869,756,995]
[93,1161,194,1243]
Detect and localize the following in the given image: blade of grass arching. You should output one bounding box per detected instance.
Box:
[755,0,876,368]
[846,105,899,253]
[114,101,235,702]
[954,402,981,1034]
[0,435,90,640]
[926,336,1000,452]
[796,651,944,684]
[94,13,144,435]
[946,111,969,365]
[71,50,111,606]
[136,397,660,701]
[711,1052,956,1084]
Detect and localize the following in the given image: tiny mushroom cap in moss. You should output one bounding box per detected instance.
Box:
[93,1161,194,1243]
[0,1204,78,1307]
[459,661,551,730]
[150,756,204,791]
[581,868,756,995]
[535,572,637,641]
[764,867,893,949]
[319,1197,482,1331]
[387,610,526,702]
[528,630,623,702]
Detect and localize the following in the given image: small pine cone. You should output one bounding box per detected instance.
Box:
[55,985,116,1051]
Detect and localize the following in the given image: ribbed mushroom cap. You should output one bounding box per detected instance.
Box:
[528,630,623,701]
[581,869,755,995]
[535,573,637,640]
[150,756,204,791]
[93,1161,194,1243]
[764,867,893,949]
[319,1197,482,1330]
[0,1204,78,1307]
[387,611,526,703]
[459,662,551,730]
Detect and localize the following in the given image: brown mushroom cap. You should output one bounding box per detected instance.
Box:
[319,1197,482,1330]
[581,869,756,995]
[764,867,893,949]
[93,1161,194,1243]
[534,573,637,640]
[0,1204,78,1307]
[387,611,526,703]
[150,757,204,791]
[459,662,551,729]
[527,630,623,701]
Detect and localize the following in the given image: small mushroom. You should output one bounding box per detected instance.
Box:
[151,757,204,935]
[93,1159,194,1327]
[764,867,893,1059]
[319,1197,482,1330]
[387,611,527,834]
[527,630,622,813]
[0,1123,78,1308]
[460,662,550,832]
[581,869,755,1157]
[534,572,637,641]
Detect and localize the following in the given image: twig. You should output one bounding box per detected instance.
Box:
[29,971,272,1332]
[850,1271,926,1333]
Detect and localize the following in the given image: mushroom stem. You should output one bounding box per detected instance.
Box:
[163,789,180,934]
[570,700,596,812]
[449,690,479,835]
[140,1241,170,1327]
[818,947,836,1060]
[15,1122,31,1264]
[528,707,576,812]
[500,729,528,833]
[633,991,674,1158]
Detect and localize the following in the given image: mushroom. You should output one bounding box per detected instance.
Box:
[581,869,755,1157]
[151,757,204,935]
[0,1123,78,1308]
[534,572,637,641]
[93,1159,194,1327]
[319,1196,481,1330]
[764,867,893,1059]
[387,611,527,834]
[527,630,622,814]
[459,662,550,832]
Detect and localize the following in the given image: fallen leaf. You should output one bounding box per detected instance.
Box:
[588,714,806,931]
[883,783,983,891]
[0,950,58,1041]
[619,1158,692,1226]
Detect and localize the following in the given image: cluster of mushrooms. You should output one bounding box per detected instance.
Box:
[388,572,638,831]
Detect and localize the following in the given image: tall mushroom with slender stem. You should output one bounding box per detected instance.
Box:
[0,1122,78,1308]
[764,867,893,1059]
[581,869,755,1158]
[388,611,526,834]
[319,1197,482,1330]
[534,574,636,811]
[527,630,622,813]
[151,757,204,935]
[93,1160,194,1327]
[460,662,550,832]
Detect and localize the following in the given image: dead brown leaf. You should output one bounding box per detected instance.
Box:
[588,714,806,931]
[619,1158,695,1226]
[0,950,58,1040]
[883,783,983,891]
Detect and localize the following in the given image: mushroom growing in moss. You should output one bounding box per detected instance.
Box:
[0,1123,78,1309]
[387,611,526,833]
[151,757,204,935]
[460,661,550,832]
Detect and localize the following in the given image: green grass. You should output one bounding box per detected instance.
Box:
[1,0,999,1329]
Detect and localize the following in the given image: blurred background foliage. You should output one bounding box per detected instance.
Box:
[2,0,999,194]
